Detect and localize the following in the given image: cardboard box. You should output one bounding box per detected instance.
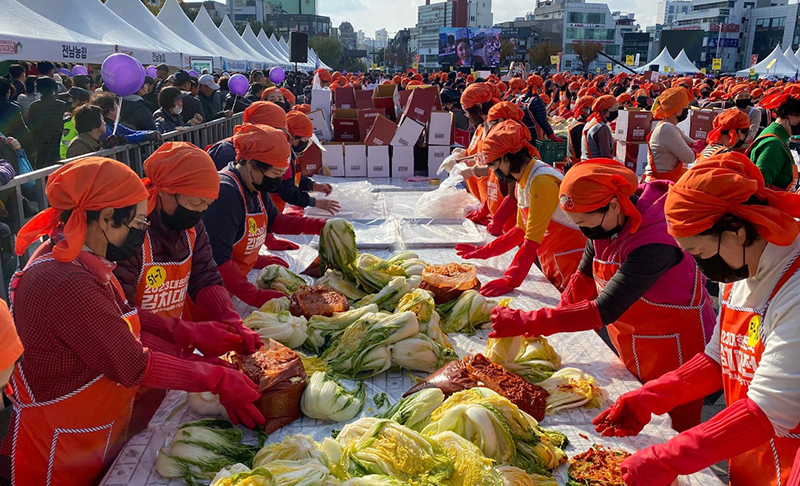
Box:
[367,145,390,178]
[355,90,375,110]
[614,141,648,177]
[310,88,332,123]
[427,111,454,146]
[332,108,361,142]
[398,90,412,113]
[391,117,425,147]
[411,85,442,111]
[454,128,471,148]
[321,143,344,177]
[334,86,356,109]
[344,143,367,178]
[615,109,653,142]
[428,145,452,177]
[689,109,720,141]
[402,88,436,125]
[308,109,333,142]
[297,144,321,177]
[357,108,385,142]
[373,84,400,122]
[364,115,398,146]
[391,145,414,177]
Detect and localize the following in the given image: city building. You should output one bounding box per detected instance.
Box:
[388,28,414,71]
[375,29,389,49]
[657,0,692,26]
[180,0,229,20]
[330,27,339,41]
[266,0,317,15]
[339,21,358,50]
[269,14,332,37]
[415,0,494,71]
[744,2,800,65]
[494,18,540,64]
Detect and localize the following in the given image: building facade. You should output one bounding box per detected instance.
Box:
[657,0,692,26]
[339,21,358,50]
[415,0,493,71]
[269,14,331,37]
[375,29,389,49]
[744,3,800,64]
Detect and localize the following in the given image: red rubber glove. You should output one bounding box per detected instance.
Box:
[486,196,518,237]
[140,331,237,369]
[620,398,773,486]
[558,270,597,308]
[689,139,706,155]
[142,351,266,429]
[787,449,800,486]
[593,353,723,437]
[218,259,285,308]
[265,233,300,251]
[195,285,263,354]
[456,226,525,260]
[138,310,243,358]
[272,213,326,235]
[489,300,602,338]
[480,239,540,297]
[254,253,290,270]
[466,204,490,226]
[548,133,565,143]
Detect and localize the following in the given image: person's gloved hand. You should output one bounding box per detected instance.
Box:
[592,391,654,437]
[690,139,706,154]
[558,271,597,308]
[489,301,601,338]
[254,253,290,270]
[480,278,516,297]
[548,133,565,143]
[488,306,531,338]
[171,319,244,358]
[265,233,300,251]
[231,323,263,355]
[465,207,490,225]
[456,227,525,260]
[486,196,517,237]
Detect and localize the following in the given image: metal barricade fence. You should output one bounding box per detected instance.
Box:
[0,112,244,301]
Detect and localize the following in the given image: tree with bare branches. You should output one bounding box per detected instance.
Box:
[571,40,604,73]
[528,42,560,67]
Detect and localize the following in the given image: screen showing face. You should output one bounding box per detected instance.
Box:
[439,28,502,67]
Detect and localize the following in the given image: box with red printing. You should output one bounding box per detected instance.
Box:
[364,115,398,146]
[332,108,360,142]
[334,87,356,109]
[614,141,648,177]
[454,128,471,148]
[357,108,385,142]
[355,90,375,109]
[402,88,436,125]
[411,85,442,111]
[614,109,652,142]
[373,84,399,122]
[297,144,321,177]
[689,109,720,141]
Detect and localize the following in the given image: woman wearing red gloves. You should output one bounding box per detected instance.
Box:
[6,158,263,485]
[490,158,714,431]
[456,120,586,295]
[594,152,800,486]
[459,83,500,223]
[203,124,326,309]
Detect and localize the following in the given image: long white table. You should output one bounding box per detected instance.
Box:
[101,178,724,486]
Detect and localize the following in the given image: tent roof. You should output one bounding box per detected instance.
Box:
[737,45,798,77]
[784,47,800,69]
[218,16,271,70]
[274,34,313,69]
[0,0,115,63]
[258,30,290,64]
[24,0,179,66]
[193,7,253,69]
[672,49,701,74]
[795,46,800,66]
[105,0,212,66]
[636,47,675,73]
[241,23,286,68]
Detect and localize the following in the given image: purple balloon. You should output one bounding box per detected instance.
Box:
[56,68,73,77]
[269,66,285,84]
[145,65,158,78]
[187,69,198,78]
[228,73,249,96]
[72,65,88,76]
[101,53,145,97]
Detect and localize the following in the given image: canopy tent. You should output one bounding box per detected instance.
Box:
[219,17,275,70]
[193,7,255,71]
[241,24,289,70]
[635,47,676,73]
[259,30,290,65]
[672,49,701,74]
[157,0,237,71]
[24,0,178,66]
[737,45,799,77]
[784,46,800,69]
[312,49,332,70]
[105,0,213,68]
[0,0,115,63]
[272,34,313,70]
[795,46,800,66]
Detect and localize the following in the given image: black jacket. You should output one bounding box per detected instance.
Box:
[223,93,250,113]
[181,94,203,124]
[153,108,187,134]
[199,91,225,122]
[120,96,157,131]
[27,97,66,168]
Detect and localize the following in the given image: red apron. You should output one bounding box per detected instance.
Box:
[221,170,269,277]
[645,122,687,183]
[8,252,141,485]
[464,124,488,200]
[133,228,195,319]
[745,133,799,192]
[567,119,585,164]
[486,170,503,216]
[718,253,800,486]
[517,161,586,291]
[593,252,708,431]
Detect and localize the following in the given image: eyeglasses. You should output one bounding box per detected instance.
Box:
[125,217,150,231]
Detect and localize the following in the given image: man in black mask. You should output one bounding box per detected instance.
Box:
[731,87,760,142]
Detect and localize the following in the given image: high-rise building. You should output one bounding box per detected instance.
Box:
[656,0,691,27]
[375,29,389,49]
[339,21,358,50]
[266,0,317,15]
[416,0,493,70]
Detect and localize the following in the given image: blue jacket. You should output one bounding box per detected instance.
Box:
[101,117,156,145]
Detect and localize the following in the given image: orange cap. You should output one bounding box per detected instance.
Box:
[706,109,750,147]
[16,157,149,262]
[286,111,314,138]
[143,142,219,210]
[480,120,537,164]
[665,151,800,245]
[315,69,332,83]
[294,104,311,114]
[242,101,287,129]
[233,124,291,168]
[573,95,596,118]
[559,159,642,233]
[616,93,632,104]
[279,88,295,105]
[260,86,280,101]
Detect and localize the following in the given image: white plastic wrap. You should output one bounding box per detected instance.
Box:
[304,180,386,219]
[398,218,486,249]
[415,163,481,219]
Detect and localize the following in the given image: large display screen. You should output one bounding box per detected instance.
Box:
[439,28,502,67]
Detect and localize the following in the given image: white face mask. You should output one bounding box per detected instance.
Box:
[172,104,183,115]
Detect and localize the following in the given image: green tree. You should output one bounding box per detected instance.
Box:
[571,40,604,73]
[499,40,517,66]
[345,57,368,74]
[310,36,344,71]
[528,41,560,68]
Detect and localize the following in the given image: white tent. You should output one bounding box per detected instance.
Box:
[273,34,313,70]
[218,16,270,70]
[193,7,254,71]
[241,24,287,69]
[312,48,332,70]
[795,47,800,67]
[672,49,701,74]
[737,45,798,77]
[259,30,290,65]
[24,0,179,66]
[105,0,213,68]
[0,0,115,63]
[636,47,676,73]
[784,47,800,69]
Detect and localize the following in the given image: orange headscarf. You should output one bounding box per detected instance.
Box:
[233,124,291,168]
[573,95,595,119]
[706,109,750,147]
[527,75,544,92]
[294,104,311,114]
[728,84,750,97]
[487,101,524,123]
[665,151,800,245]
[15,157,148,262]
[461,82,500,110]
[142,142,220,210]
[242,101,287,129]
[616,93,632,105]
[279,88,295,105]
[260,86,281,101]
[559,158,642,233]
[540,94,552,105]
[588,94,617,123]
[760,85,800,109]
[750,88,764,99]
[651,87,691,120]
[315,69,332,83]
[568,81,581,92]
[480,120,537,163]
[286,111,314,138]
[552,73,566,86]
[509,78,526,94]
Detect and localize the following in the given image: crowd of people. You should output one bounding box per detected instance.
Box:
[0,59,797,486]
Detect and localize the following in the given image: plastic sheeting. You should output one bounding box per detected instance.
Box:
[304,180,386,219]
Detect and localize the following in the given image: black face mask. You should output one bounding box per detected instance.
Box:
[733,137,746,149]
[605,110,619,122]
[700,90,711,98]
[579,210,622,240]
[693,235,749,283]
[104,225,145,262]
[293,139,310,156]
[735,99,752,109]
[792,123,800,136]
[253,174,282,193]
[676,109,688,123]
[597,82,606,89]
[161,197,203,231]
[636,96,648,107]
[493,167,517,184]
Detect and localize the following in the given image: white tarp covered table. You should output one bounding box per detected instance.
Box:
[101,178,723,486]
